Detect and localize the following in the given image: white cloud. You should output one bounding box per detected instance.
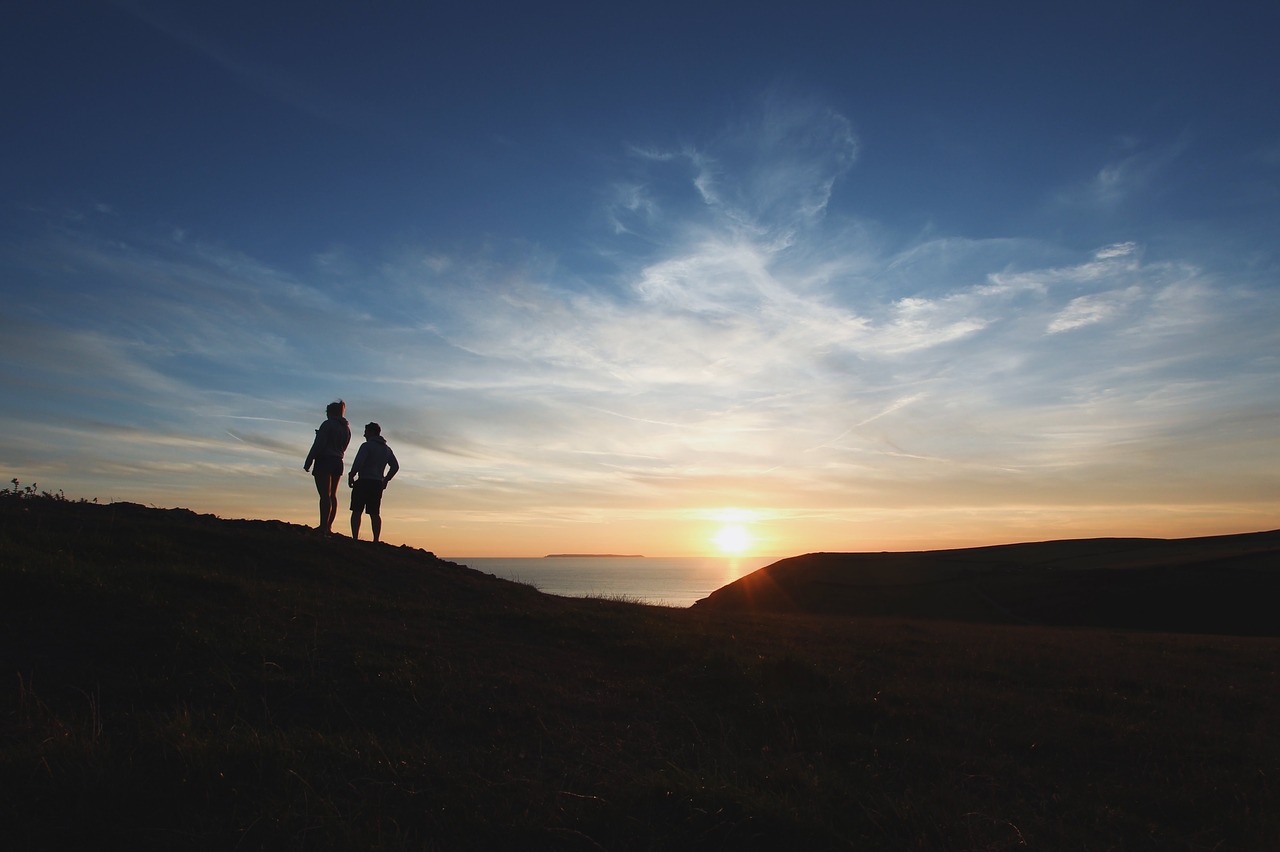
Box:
[625,92,858,245]
[866,296,989,354]
[1095,241,1138,260]
[3,99,1278,550]
[1047,286,1141,333]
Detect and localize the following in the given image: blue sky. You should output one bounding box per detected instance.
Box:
[4,0,1279,556]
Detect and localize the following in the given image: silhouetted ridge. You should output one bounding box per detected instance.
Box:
[694,531,1280,636]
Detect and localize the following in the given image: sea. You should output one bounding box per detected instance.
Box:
[442,555,774,608]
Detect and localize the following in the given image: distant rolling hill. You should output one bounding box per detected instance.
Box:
[694,530,1280,636]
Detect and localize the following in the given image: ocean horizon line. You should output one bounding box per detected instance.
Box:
[446,555,773,607]
[543,553,646,558]
[443,554,773,560]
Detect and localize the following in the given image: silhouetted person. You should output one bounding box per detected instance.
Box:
[303,400,351,534]
[348,421,399,542]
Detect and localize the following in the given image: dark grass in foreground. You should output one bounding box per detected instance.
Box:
[1,494,1277,850]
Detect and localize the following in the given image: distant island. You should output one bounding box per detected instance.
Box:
[544,553,645,558]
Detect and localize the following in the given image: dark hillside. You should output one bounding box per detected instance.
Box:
[695,532,1280,635]
[3,494,1278,850]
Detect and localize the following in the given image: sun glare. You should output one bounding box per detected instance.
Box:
[713,523,752,555]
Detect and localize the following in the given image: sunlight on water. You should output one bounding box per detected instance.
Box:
[446,556,769,607]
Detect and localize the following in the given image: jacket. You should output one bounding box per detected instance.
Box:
[349,435,400,483]
[305,416,351,468]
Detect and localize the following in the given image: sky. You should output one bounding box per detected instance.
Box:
[3,1,1279,557]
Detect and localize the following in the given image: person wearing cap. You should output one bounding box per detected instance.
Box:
[347,421,400,542]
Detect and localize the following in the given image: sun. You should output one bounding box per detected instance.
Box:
[712,523,753,555]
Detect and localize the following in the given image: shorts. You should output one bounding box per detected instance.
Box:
[311,456,344,479]
[350,478,385,515]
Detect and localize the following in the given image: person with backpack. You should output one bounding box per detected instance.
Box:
[347,421,400,543]
[303,400,351,534]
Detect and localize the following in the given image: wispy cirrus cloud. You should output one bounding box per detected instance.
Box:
[2,92,1277,550]
[1057,138,1190,209]
[1047,287,1142,333]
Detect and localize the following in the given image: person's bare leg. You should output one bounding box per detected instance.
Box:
[350,509,362,540]
[314,475,330,531]
[371,513,382,543]
[325,478,340,531]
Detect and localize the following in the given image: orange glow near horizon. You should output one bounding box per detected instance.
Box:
[67,483,1280,560]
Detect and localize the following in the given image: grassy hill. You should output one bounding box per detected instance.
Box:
[695,532,1280,636]
[2,491,1278,850]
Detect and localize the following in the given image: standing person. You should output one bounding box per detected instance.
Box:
[303,400,351,534]
[348,421,399,543]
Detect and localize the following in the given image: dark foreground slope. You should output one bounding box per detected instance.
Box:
[3,495,1278,851]
[695,532,1280,635]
